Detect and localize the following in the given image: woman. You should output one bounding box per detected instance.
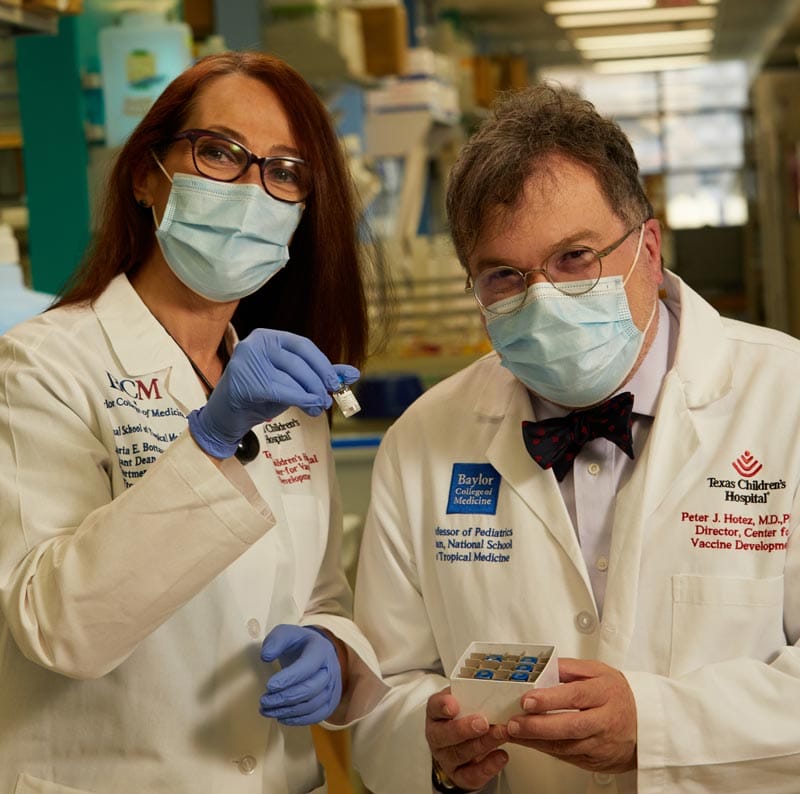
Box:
[0,51,387,793]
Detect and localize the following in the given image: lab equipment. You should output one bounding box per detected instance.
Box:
[354,372,423,418]
[450,642,559,723]
[458,651,549,683]
[332,380,361,418]
[99,11,192,147]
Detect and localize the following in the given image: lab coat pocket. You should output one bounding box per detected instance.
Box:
[669,574,785,677]
[13,773,93,794]
[282,493,326,614]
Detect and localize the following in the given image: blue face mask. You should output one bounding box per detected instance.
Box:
[153,171,303,303]
[487,225,654,408]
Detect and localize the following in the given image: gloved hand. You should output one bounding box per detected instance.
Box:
[187,329,359,459]
[259,624,343,726]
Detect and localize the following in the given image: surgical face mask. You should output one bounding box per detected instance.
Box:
[487,225,655,408]
[152,166,303,303]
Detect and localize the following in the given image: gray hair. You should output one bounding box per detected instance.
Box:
[446,82,653,266]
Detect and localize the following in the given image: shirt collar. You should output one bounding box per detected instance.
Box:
[623,299,675,418]
[93,274,237,410]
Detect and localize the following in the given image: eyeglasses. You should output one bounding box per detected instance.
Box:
[466,224,642,316]
[172,128,312,204]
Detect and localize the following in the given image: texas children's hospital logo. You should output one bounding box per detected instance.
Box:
[706,450,786,505]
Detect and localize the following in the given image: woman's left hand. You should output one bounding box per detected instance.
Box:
[259,624,343,726]
[187,329,359,459]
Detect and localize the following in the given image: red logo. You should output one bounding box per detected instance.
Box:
[732,450,762,478]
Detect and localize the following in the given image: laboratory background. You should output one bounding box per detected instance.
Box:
[2,0,800,790]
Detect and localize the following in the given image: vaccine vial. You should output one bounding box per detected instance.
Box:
[332,381,361,418]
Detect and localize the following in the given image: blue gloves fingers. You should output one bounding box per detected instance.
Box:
[259,669,338,725]
[259,624,343,726]
[187,329,361,459]
[333,364,360,387]
[242,343,333,405]
[262,666,333,706]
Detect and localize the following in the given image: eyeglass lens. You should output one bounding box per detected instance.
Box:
[191,134,311,202]
[475,248,602,314]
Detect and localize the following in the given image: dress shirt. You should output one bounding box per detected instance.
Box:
[529,299,677,615]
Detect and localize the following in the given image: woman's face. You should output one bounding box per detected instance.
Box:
[143,72,302,214]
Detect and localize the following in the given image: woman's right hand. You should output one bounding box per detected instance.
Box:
[187,329,359,459]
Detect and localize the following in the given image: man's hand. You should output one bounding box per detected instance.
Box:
[505,658,637,774]
[426,687,509,791]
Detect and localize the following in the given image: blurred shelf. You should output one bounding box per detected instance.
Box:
[365,109,459,157]
[0,4,59,35]
[391,307,476,321]
[0,128,21,148]
[364,351,486,383]
[262,14,371,89]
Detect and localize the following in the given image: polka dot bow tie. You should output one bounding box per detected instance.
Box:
[521,391,635,482]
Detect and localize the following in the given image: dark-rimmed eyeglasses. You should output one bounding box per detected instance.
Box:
[466,224,643,316]
[172,128,312,204]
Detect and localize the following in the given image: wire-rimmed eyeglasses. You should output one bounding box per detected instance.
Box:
[172,128,312,204]
[466,224,643,316]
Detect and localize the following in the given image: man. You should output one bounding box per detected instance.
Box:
[351,83,800,793]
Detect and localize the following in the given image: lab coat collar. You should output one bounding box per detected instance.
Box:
[471,358,591,594]
[94,275,175,375]
[660,268,732,409]
[92,274,235,412]
[472,351,523,420]
[601,273,733,663]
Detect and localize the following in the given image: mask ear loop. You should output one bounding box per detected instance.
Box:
[151,151,173,184]
[624,223,658,336]
[149,152,174,228]
[622,224,646,287]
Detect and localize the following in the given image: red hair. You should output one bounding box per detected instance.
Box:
[58,51,373,366]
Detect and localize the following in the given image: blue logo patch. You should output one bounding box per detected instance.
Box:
[447,463,501,514]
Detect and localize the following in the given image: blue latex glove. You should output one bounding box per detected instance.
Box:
[187,329,359,459]
[259,624,343,726]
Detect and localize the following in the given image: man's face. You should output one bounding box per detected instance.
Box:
[467,152,664,385]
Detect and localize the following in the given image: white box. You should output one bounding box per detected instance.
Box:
[450,641,559,724]
[366,78,460,123]
[404,46,437,77]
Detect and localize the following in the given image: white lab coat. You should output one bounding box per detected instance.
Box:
[0,274,386,794]
[352,271,800,794]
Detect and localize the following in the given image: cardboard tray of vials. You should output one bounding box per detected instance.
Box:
[450,641,559,724]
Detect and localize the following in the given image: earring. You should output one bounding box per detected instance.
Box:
[137,198,150,208]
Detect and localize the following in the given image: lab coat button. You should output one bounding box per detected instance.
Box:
[593,772,614,786]
[575,611,596,634]
[588,462,601,476]
[247,619,262,639]
[237,755,257,775]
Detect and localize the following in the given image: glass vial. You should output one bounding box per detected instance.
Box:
[332,382,361,418]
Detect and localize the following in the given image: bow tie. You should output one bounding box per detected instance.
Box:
[521,392,635,482]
